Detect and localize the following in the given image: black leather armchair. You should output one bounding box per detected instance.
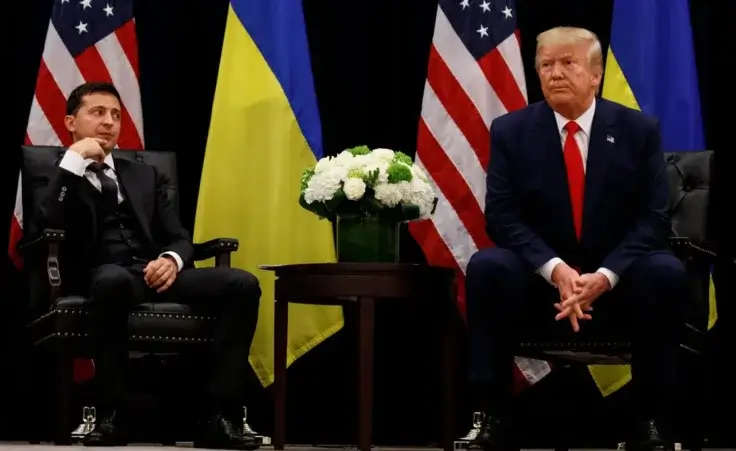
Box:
[453,151,716,450]
[512,150,716,450]
[18,145,239,445]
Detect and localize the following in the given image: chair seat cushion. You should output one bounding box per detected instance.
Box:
[29,295,217,349]
[516,339,631,365]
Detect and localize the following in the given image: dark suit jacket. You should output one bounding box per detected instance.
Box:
[485,98,671,277]
[35,155,194,274]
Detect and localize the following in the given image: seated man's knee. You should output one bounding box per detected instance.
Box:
[465,248,524,315]
[640,252,688,291]
[226,268,261,302]
[90,264,136,300]
[466,247,523,283]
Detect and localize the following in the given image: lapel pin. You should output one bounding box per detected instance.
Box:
[606,135,615,143]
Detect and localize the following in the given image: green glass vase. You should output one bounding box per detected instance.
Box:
[336,216,400,263]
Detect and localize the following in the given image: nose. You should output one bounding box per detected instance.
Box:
[101,112,114,125]
[550,63,564,79]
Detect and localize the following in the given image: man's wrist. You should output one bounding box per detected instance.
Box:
[537,257,563,286]
[593,272,611,292]
[595,267,618,290]
[159,251,184,272]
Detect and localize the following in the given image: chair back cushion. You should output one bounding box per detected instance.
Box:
[20,145,180,239]
[664,150,713,246]
[663,150,714,334]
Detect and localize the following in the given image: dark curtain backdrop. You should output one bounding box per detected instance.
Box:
[4,0,733,447]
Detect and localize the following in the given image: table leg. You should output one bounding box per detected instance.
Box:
[274,299,288,450]
[441,293,457,451]
[357,297,376,451]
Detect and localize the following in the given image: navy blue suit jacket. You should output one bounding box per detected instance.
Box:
[484,98,671,277]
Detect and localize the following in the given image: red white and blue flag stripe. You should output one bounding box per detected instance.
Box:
[408,0,551,388]
[9,0,144,382]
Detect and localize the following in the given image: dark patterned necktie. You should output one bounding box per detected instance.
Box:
[87,163,119,207]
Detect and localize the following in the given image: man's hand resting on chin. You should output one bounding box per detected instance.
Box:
[555,272,611,330]
[144,256,178,293]
[551,263,593,332]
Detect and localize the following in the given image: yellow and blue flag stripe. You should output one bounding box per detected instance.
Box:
[593,0,716,397]
[193,0,343,386]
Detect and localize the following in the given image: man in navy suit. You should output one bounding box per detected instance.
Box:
[466,27,686,451]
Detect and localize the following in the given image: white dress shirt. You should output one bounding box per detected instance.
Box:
[58,150,184,272]
[535,99,619,290]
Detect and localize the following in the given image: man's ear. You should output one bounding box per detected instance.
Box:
[64,115,76,133]
[591,72,602,90]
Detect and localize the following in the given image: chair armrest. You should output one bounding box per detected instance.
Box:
[669,236,717,262]
[193,238,239,267]
[18,228,65,252]
[18,228,65,296]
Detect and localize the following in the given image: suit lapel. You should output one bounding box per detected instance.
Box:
[114,158,154,244]
[77,178,99,240]
[582,99,617,240]
[534,103,577,241]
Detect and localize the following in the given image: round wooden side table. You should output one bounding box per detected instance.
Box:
[259,263,458,451]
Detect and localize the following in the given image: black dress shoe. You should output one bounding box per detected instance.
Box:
[625,419,669,451]
[82,410,128,447]
[194,412,260,450]
[468,413,517,451]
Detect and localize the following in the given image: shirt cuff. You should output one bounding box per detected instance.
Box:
[58,150,92,176]
[160,251,184,272]
[596,267,619,290]
[536,257,563,286]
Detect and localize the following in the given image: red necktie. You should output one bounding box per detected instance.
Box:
[563,121,585,241]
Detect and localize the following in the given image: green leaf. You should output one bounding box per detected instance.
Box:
[323,188,346,214]
[377,203,421,222]
[299,193,331,219]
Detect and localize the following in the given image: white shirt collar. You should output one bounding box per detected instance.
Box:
[85,153,115,170]
[553,98,596,136]
[103,153,115,170]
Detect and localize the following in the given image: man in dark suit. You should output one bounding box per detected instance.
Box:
[36,81,262,449]
[466,27,686,450]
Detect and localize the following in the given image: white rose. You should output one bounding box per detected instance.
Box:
[372,148,395,161]
[346,154,371,173]
[396,180,412,200]
[373,183,403,207]
[332,151,354,168]
[343,177,366,201]
[411,164,429,182]
[314,156,333,174]
[303,167,347,204]
[407,177,436,218]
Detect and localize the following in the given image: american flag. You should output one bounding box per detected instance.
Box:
[407,0,551,388]
[9,0,144,382]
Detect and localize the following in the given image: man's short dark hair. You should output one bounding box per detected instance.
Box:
[66,81,122,116]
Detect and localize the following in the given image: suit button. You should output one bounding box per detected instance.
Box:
[119,223,125,229]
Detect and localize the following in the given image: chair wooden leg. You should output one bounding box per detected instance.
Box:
[357,297,375,451]
[273,299,288,450]
[53,350,73,445]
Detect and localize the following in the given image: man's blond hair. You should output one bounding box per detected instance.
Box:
[535,26,603,74]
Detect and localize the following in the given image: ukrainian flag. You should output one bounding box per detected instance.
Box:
[592,0,717,397]
[193,0,344,386]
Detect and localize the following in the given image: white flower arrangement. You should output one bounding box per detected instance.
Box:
[299,145,438,222]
